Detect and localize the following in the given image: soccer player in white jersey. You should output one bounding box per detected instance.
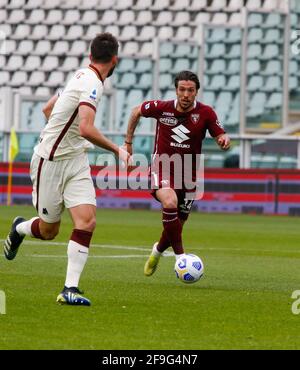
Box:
[3,33,129,306]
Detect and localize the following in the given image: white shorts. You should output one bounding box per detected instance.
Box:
[30,152,96,223]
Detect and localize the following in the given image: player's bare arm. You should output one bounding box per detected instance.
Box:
[42,94,59,120]
[79,105,129,163]
[215,133,231,151]
[124,104,143,155]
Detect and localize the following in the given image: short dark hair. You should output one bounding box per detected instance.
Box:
[174,71,200,90]
[90,33,119,63]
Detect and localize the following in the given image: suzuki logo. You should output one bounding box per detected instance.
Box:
[171,125,190,144]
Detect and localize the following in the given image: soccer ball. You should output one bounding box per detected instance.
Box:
[174,254,204,284]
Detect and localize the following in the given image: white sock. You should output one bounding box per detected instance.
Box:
[65,240,89,288]
[16,217,39,237]
[175,253,185,261]
[152,243,162,258]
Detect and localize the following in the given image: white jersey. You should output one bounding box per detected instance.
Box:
[35,65,104,161]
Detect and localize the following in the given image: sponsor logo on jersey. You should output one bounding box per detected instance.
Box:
[162,112,174,117]
[171,125,190,144]
[216,119,224,129]
[90,88,97,100]
[145,102,151,110]
[170,142,191,148]
[191,113,200,124]
[159,117,178,126]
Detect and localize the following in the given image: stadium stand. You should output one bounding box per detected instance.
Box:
[0,0,298,168]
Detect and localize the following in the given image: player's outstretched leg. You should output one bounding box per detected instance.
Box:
[56,286,91,306]
[144,242,162,276]
[3,216,26,260]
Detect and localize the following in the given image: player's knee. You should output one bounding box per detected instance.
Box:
[163,197,178,208]
[82,217,96,232]
[41,229,59,240]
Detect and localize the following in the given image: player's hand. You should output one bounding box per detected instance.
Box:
[118,145,132,167]
[124,141,133,156]
[217,134,230,151]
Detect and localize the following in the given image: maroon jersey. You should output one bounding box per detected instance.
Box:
[141,99,225,156]
[141,99,225,192]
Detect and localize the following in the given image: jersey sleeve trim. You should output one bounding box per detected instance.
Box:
[79,102,97,113]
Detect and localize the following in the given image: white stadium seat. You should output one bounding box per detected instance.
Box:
[11,24,31,40]
[134,11,153,25]
[7,9,25,24]
[44,71,65,87]
[5,55,24,71]
[114,0,134,10]
[46,25,66,41]
[152,11,173,26]
[62,10,81,25]
[22,55,42,72]
[64,25,84,41]
[15,40,34,56]
[7,0,26,8]
[27,71,46,86]
[83,25,103,41]
[135,26,156,42]
[133,0,152,10]
[58,56,80,72]
[68,41,87,57]
[40,56,59,72]
[32,40,51,56]
[101,10,118,25]
[43,0,60,9]
[24,0,43,9]
[78,10,98,25]
[44,10,63,25]
[9,71,28,87]
[49,41,69,56]
[30,25,48,41]
[25,9,45,25]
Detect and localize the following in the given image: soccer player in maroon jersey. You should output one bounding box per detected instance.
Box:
[124,71,230,276]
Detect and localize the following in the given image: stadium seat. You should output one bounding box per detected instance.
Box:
[261,60,282,76]
[117,10,136,26]
[225,59,240,75]
[260,44,280,61]
[78,10,98,25]
[140,42,153,57]
[46,25,66,41]
[43,0,60,8]
[5,55,23,71]
[11,24,31,40]
[265,93,282,109]
[248,75,264,92]
[225,0,243,12]
[44,9,63,25]
[24,0,44,9]
[173,11,190,27]
[207,28,227,43]
[101,10,118,25]
[135,59,152,73]
[207,59,226,75]
[206,43,226,59]
[175,27,193,41]
[5,0,22,8]
[246,0,262,11]
[83,25,103,41]
[69,41,87,57]
[133,0,152,10]
[117,72,137,89]
[25,9,45,25]
[152,11,173,26]
[64,25,84,41]
[261,29,283,44]
[119,25,138,41]
[261,76,282,92]
[27,71,46,87]
[49,41,69,56]
[173,58,191,72]
[44,71,65,88]
[7,9,26,24]
[247,59,260,75]
[248,13,263,27]
[18,86,33,95]
[104,25,120,38]
[15,40,34,56]
[9,71,28,87]
[114,0,134,10]
[134,10,153,25]
[150,0,171,11]
[170,0,190,11]
[40,56,59,72]
[157,26,174,40]
[206,74,226,91]
[122,41,139,56]
[0,71,10,85]
[30,25,48,41]
[191,12,211,26]
[60,0,81,9]
[262,13,283,29]
[248,28,263,44]
[32,40,51,56]
[211,12,228,25]
[190,0,207,11]
[97,0,116,10]
[138,73,152,89]
[22,56,42,72]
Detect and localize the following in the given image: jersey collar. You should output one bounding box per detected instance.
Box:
[89,64,104,83]
[174,99,197,111]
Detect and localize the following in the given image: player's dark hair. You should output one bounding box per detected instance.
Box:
[174,71,200,90]
[90,33,119,63]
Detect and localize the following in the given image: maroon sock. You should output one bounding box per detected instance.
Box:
[70,229,93,248]
[31,218,45,240]
[157,229,170,253]
[162,208,184,255]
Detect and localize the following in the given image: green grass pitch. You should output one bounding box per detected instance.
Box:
[0,205,300,349]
